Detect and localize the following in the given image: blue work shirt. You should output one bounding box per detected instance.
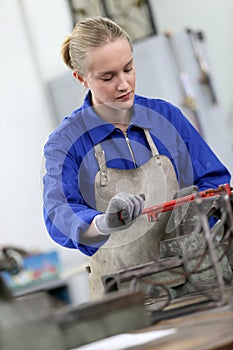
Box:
[43,92,231,256]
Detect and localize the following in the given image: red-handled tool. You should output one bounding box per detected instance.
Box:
[142,184,232,222]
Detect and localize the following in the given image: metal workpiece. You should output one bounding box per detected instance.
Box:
[102,186,233,310]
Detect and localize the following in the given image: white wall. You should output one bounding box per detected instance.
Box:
[151,0,233,141]
[1,0,232,305]
[0,0,90,305]
[0,0,53,250]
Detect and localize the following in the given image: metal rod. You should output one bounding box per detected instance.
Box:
[165,31,205,137]
[186,28,218,104]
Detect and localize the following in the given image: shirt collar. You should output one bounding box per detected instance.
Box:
[81,91,153,145]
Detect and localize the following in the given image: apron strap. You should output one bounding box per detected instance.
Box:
[94,143,109,186]
[144,129,159,156]
[94,128,159,186]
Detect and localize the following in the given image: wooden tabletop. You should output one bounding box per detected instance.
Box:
[130,289,233,350]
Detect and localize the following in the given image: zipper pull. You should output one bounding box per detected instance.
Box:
[123,131,137,168]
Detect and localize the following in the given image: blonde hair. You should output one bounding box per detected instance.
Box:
[61,16,133,76]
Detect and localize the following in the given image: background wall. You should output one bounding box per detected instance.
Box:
[151,0,233,138]
[0,0,232,305]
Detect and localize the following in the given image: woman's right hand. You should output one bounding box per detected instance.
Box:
[93,192,145,235]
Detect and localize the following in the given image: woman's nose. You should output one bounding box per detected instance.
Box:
[117,73,129,90]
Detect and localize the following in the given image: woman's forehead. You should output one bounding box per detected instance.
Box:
[87,39,133,73]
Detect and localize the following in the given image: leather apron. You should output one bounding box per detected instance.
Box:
[88,129,179,299]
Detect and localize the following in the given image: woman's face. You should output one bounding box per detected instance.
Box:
[83,39,136,113]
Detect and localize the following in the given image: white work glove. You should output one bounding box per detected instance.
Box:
[94,192,145,235]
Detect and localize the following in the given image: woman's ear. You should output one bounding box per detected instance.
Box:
[73,72,88,87]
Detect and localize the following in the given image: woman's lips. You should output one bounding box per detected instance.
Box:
[116,91,132,100]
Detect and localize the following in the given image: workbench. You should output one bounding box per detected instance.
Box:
[73,288,233,350]
[141,304,233,350]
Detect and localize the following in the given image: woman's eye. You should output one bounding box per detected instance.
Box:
[125,66,133,73]
[101,76,113,81]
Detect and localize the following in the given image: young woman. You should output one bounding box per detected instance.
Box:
[43,16,231,298]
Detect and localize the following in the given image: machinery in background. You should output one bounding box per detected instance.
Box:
[0,185,232,349]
